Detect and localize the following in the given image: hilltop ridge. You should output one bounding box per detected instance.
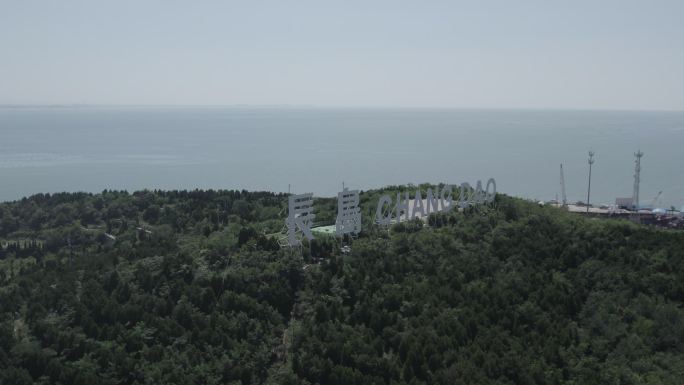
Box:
[0,187,683,384]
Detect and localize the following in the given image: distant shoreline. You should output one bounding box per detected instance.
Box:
[2,104,684,113]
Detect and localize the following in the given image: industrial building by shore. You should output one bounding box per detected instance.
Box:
[543,201,684,230]
[549,149,683,229]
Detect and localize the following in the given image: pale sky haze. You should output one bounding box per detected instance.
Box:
[1,0,683,110]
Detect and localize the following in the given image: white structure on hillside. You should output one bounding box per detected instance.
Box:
[335,188,361,236]
[284,193,315,247]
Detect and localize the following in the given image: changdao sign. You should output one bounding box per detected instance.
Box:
[375,179,496,226]
[282,178,496,247]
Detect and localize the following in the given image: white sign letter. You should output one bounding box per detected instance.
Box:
[485,178,496,203]
[336,188,361,236]
[412,189,425,219]
[286,193,315,246]
[426,188,441,214]
[376,195,393,226]
[440,185,453,212]
[396,192,410,222]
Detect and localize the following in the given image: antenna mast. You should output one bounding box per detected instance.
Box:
[586,151,595,213]
[560,164,567,207]
[633,150,644,211]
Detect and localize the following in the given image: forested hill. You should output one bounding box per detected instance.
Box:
[0,187,683,385]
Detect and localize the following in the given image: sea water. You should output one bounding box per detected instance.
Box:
[1,106,682,208]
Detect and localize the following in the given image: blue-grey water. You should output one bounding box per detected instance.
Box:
[0,107,683,209]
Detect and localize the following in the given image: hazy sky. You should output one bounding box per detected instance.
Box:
[1,0,683,110]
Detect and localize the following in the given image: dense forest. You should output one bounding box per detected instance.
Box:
[0,186,682,384]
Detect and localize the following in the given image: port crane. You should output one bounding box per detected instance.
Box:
[650,191,662,209]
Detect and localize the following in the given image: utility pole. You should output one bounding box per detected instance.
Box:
[633,150,644,211]
[560,164,567,207]
[586,151,595,214]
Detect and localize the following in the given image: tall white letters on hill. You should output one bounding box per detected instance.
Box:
[373,180,496,225]
[376,195,394,226]
[336,188,361,236]
[285,193,315,246]
[282,178,496,245]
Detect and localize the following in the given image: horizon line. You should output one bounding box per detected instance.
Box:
[1,103,683,113]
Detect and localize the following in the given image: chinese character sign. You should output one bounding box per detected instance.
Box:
[335,188,361,236]
[281,178,496,246]
[286,193,315,246]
